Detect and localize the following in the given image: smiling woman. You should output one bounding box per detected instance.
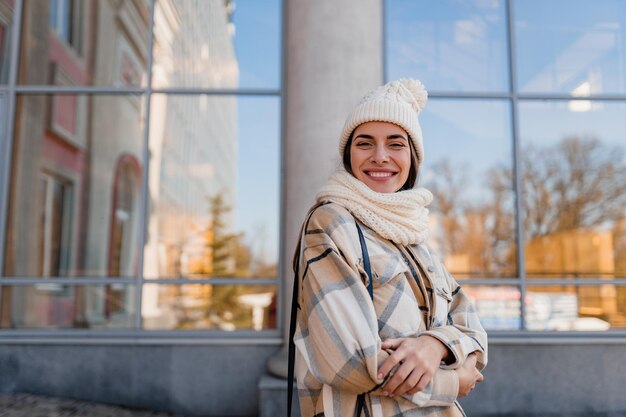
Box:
[290,79,487,417]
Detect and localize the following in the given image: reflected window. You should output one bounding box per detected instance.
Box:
[145,95,280,279]
[109,155,142,277]
[464,286,521,330]
[515,0,626,94]
[526,285,626,331]
[0,0,14,84]
[386,0,509,92]
[49,0,84,53]
[0,285,136,329]
[420,99,516,278]
[519,101,626,279]
[4,94,145,277]
[142,284,276,330]
[38,173,73,277]
[19,0,148,86]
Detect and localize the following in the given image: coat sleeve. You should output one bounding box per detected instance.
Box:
[421,257,488,371]
[294,205,459,406]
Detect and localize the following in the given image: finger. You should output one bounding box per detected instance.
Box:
[378,349,405,380]
[381,338,402,350]
[382,363,412,396]
[392,369,422,396]
[402,374,429,396]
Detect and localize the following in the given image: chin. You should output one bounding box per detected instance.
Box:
[366,183,400,193]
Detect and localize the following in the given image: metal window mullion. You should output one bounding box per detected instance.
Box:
[1,278,136,285]
[14,86,145,94]
[13,86,283,95]
[505,0,527,330]
[277,0,287,340]
[143,278,278,285]
[459,278,626,286]
[382,0,387,83]
[519,278,626,286]
[427,92,626,101]
[457,278,524,286]
[151,87,280,95]
[134,0,156,331]
[0,0,24,278]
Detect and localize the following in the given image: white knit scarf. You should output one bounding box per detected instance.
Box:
[316,170,433,245]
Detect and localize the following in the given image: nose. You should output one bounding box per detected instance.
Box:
[370,144,389,163]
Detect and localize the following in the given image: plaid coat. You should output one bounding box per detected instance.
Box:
[294,202,488,417]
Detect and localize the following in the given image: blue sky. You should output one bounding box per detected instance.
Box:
[230,0,281,264]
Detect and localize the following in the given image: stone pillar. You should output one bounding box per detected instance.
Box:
[267,0,383,378]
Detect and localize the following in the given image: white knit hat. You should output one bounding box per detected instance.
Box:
[339,78,428,165]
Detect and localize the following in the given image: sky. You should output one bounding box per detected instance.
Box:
[230,0,281,264]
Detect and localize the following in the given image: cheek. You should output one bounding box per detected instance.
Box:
[349,149,366,170]
[399,152,412,173]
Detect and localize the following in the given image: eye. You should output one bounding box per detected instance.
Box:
[389,142,407,149]
[355,141,373,148]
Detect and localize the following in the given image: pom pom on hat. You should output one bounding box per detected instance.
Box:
[339,78,428,165]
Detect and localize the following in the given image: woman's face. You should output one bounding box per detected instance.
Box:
[349,121,412,193]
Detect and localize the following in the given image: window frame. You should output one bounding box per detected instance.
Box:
[0,0,285,341]
[384,0,626,337]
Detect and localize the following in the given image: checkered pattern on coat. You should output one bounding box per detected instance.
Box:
[294,202,487,417]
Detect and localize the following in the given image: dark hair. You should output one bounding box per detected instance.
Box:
[342,131,420,191]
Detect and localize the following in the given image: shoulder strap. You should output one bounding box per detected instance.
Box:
[355,222,374,300]
[288,211,373,417]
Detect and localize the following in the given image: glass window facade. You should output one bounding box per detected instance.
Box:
[386,0,626,332]
[0,0,281,335]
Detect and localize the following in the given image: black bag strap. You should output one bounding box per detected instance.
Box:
[288,216,373,417]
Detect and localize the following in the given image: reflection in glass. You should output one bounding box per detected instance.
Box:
[464,286,521,330]
[515,0,626,94]
[18,0,148,86]
[142,284,277,330]
[0,0,15,84]
[4,95,145,277]
[152,0,281,89]
[526,285,626,331]
[420,99,516,278]
[0,285,136,329]
[519,101,626,279]
[145,95,280,279]
[386,0,508,92]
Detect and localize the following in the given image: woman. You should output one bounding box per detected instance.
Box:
[292,79,487,417]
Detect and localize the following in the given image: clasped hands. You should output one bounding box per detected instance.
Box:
[377,335,483,398]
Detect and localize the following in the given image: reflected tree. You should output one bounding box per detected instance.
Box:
[427,159,516,277]
[427,136,626,278]
[521,136,626,238]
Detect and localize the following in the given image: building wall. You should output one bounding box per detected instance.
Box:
[1,343,626,416]
[0,344,280,417]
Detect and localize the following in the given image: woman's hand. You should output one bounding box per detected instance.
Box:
[378,335,449,397]
[456,353,484,397]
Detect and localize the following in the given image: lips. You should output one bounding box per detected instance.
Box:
[364,170,397,179]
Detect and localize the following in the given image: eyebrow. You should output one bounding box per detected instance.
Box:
[354,133,408,141]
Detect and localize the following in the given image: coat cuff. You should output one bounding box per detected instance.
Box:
[421,327,466,369]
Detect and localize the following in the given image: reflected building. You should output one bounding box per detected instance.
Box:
[3,1,149,327]
[144,0,240,329]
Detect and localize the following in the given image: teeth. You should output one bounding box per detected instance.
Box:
[368,172,393,178]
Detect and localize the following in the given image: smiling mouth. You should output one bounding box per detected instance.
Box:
[365,171,397,179]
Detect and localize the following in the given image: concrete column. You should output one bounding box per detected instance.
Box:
[267,0,383,378]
